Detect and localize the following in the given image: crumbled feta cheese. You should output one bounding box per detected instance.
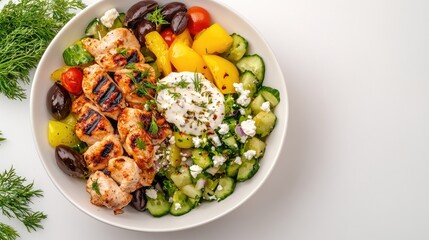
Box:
[234,83,251,107]
[217,184,223,191]
[240,135,248,143]
[100,8,119,28]
[239,108,246,115]
[145,188,158,199]
[174,203,182,210]
[169,136,175,145]
[234,156,242,165]
[209,133,222,147]
[192,136,203,148]
[181,156,187,162]
[190,165,203,178]
[218,123,229,135]
[241,119,256,137]
[237,90,251,106]
[261,101,271,112]
[243,150,257,160]
[213,155,226,167]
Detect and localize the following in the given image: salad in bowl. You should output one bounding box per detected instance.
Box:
[32,0,287,231]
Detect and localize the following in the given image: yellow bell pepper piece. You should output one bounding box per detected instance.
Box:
[145,31,172,76]
[192,23,233,56]
[171,28,193,48]
[202,54,239,94]
[169,41,213,82]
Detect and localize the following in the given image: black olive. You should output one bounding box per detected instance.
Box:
[134,19,156,45]
[125,0,158,28]
[55,144,88,179]
[131,187,147,211]
[160,2,187,22]
[171,11,189,35]
[46,82,72,121]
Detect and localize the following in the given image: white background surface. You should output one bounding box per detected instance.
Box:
[1,0,429,239]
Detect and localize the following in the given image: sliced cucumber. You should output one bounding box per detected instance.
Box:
[170,165,192,188]
[240,71,258,97]
[236,54,265,83]
[222,136,238,150]
[170,190,193,216]
[85,18,108,39]
[237,159,259,182]
[226,160,241,178]
[181,184,202,199]
[250,94,265,115]
[146,191,171,217]
[244,137,266,158]
[214,176,236,200]
[222,33,248,62]
[109,12,125,30]
[253,111,277,137]
[191,148,212,169]
[259,86,280,107]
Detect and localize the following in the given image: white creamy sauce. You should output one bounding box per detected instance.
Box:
[156,72,225,136]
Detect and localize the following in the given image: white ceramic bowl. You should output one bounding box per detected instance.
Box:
[30,0,288,232]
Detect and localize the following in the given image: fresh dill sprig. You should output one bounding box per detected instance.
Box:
[146,7,169,28]
[149,116,159,135]
[193,72,202,92]
[0,222,19,240]
[0,131,5,143]
[91,178,101,195]
[0,0,86,100]
[0,167,47,233]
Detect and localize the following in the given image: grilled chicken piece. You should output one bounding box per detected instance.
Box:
[117,107,172,145]
[107,156,150,193]
[123,128,154,170]
[86,171,132,214]
[82,64,126,120]
[75,103,114,145]
[71,95,91,115]
[84,135,123,171]
[114,62,156,109]
[82,28,144,71]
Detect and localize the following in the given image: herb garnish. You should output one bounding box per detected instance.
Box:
[149,116,159,135]
[0,131,5,143]
[0,0,86,100]
[193,72,202,92]
[136,138,147,150]
[0,167,47,239]
[91,178,101,195]
[177,77,190,88]
[146,7,169,29]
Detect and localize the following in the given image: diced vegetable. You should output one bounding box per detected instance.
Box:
[202,54,240,94]
[181,184,202,199]
[250,94,266,115]
[169,144,182,167]
[145,31,172,76]
[174,132,194,149]
[226,161,241,178]
[244,137,266,158]
[192,23,233,55]
[170,166,193,188]
[169,190,194,216]
[62,39,94,66]
[85,18,108,39]
[259,86,281,107]
[109,12,125,30]
[253,111,277,137]
[237,159,259,182]
[240,71,258,97]
[146,191,171,217]
[214,176,236,200]
[191,149,212,169]
[48,120,80,147]
[236,54,265,83]
[222,33,248,62]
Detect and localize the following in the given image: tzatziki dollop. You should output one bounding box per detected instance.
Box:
[156,72,225,136]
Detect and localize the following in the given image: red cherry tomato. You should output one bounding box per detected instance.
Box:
[187,6,211,36]
[160,28,176,46]
[61,67,83,95]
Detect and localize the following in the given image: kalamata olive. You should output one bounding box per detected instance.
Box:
[171,11,189,35]
[131,187,147,211]
[55,144,88,178]
[135,19,156,44]
[47,82,72,120]
[125,0,158,28]
[160,2,187,22]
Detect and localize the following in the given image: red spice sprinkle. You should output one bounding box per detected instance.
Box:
[223,72,229,78]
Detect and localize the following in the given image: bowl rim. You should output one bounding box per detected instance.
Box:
[30,0,289,232]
